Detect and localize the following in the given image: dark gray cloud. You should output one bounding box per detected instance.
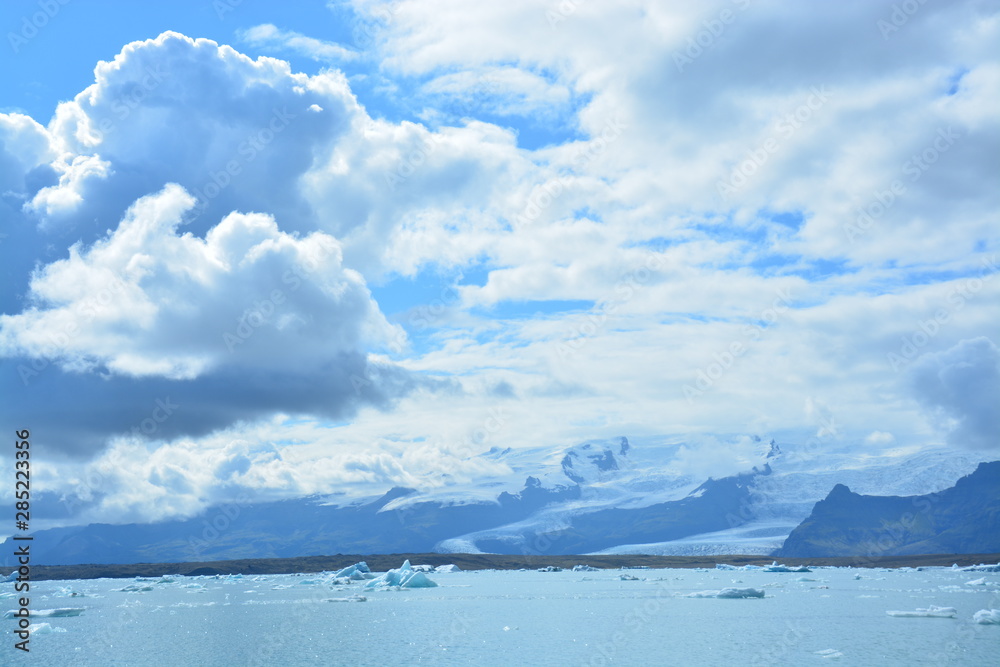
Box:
[910,337,1000,450]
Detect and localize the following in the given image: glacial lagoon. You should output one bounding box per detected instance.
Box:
[3,562,999,666]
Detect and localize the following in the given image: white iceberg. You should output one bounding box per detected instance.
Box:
[973,609,1000,624]
[434,564,461,573]
[964,577,996,586]
[4,607,85,619]
[29,622,67,635]
[324,595,367,602]
[684,588,765,599]
[886,605,957,618]
[118,584,153,592]
[573,564,600,572]
[364,560,439,590]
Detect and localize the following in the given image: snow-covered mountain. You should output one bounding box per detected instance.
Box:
[7,435,995,566]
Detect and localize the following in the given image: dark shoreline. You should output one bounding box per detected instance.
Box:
[9,552,1000,582]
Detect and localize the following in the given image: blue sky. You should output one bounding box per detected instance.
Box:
[0,0,997,528]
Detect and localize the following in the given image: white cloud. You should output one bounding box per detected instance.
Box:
[238,23,358,62]
[2,183,399,378]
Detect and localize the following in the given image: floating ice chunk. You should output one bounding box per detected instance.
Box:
[965,577,996,586]
[3,571,17,582]
[4,607,85,619]
[324,595,367,603]
[29,622,67,635]
[815,648,843,658]
[118,584,153,592]
[573,564,600,572]
[537,566,562,572]
[886,605,957,618]
[973,609,1000,624]
[411,564,435,573]
[364,560,439,590]
[684,588,764,599]
[333,563,374,580]
[764,561,811,573]
[961,563,1000,572]
[619,574,640,581]
[434,564,461,573]
[715,564,738,570]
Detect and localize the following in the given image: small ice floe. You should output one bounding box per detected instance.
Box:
[364,560,438,590]
[324,595,367,603]
[4,607,85,619]
[29,623,67,635]
[972,609,1000,624]
[763,561,811,573]
[435,564,461,573]
[537,566,562,572]
[715,564,738,570]
[886,605,957,618]
[683,588,765,599]
[573,564,600,572]
[964,577,997,587]
[619,574,640,581]
[56,587,87,598]
[815,648,843,659]
[118,584,153,593]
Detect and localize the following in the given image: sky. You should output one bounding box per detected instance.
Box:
[0,0,998,530]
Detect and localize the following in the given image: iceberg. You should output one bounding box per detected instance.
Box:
[537,566,562,572]
[333,562,374,580]
[3,607,85,619]
[764,561,811,573]
[684,588,765,599]
[324,595,367,603]
[973,609,1000,624]
[573,565,600,572]
[960,563,1000,572]
[964,577,996,586]
[364,560,438,590]
[886,606,957,618]
[29,622,67,635]
[434,564,461,573]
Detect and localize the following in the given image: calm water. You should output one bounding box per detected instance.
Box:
[3,566,998,666]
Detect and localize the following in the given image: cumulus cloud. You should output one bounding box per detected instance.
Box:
[3,183,400,378]
[909,337,1000,450]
